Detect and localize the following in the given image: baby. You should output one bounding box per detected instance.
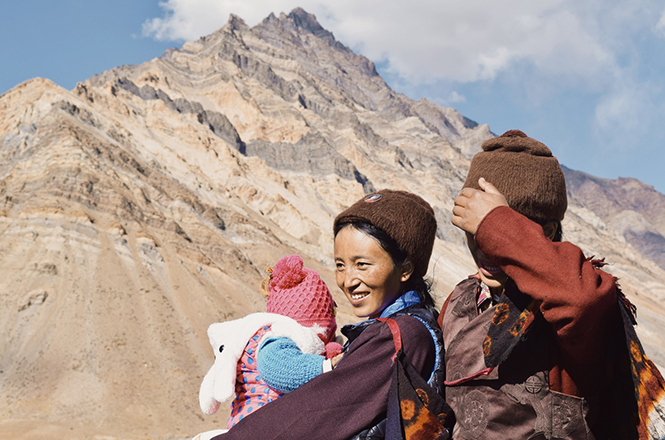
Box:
[195,255,341,437]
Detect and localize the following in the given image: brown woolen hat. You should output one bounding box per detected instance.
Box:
[464,129,567,223]
[333,190,437,277]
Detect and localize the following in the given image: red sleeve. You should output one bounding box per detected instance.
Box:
[474,206,618,363]
[216,315,434,440]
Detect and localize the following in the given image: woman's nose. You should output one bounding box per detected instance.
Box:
[342,269,360,290]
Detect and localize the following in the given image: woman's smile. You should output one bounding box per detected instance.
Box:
[349,291,370,301]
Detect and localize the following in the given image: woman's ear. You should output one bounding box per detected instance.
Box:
[400,260,414,283]
[543,222,558,241]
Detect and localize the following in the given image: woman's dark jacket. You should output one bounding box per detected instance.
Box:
[215,304,439,440]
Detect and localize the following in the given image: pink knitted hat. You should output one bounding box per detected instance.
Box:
[266,255,338,346]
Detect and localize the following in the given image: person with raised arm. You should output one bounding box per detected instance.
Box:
[439,129,665,439]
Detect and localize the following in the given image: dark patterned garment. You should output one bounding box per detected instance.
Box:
[442,277,597,439]
[439,206,649,439]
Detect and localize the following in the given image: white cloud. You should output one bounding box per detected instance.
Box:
[656,9,665,36]
[142,0,660,131]
[143,0,301,41]
[143,0,618,85]
[142,0,229,41]
[595,86,644,137]
[591,71,665,158]
[447,91,466,104]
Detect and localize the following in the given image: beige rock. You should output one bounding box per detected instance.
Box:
[0,8,663,440]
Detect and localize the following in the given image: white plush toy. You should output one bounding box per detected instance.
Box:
[199,312,325,415]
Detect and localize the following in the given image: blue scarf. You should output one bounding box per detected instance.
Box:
[342,290,423,348]
[379,290,421,318]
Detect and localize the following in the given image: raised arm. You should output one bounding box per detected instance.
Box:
[452,178,618,362]
[475,205,617,360]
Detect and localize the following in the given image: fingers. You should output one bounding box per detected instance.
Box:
[450,212,464,229]
[453,195,466,209]
[451,201,472,233]
[478,177,500,195]
[451,181,506,236]
[331,353,343,368]
[452,188,476,231]
[457,187,477,199]
[454,188,476,209]
[478,178,509,208]
[451,211,476,235]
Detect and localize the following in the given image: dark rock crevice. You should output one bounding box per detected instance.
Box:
[245,133,374,193]
[114,78,246,154]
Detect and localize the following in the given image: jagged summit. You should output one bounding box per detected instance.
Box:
[1,8,664,440]
[226,13,249,31]
[286,8,327,34]
[283,7,348,51]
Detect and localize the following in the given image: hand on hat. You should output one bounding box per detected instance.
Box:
[452,178,508,235]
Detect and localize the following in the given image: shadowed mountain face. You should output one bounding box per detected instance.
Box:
[0,8,663,440]
[564,166,665,270]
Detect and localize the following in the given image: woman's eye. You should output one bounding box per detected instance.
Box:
[336,263,344,271]
[356,262,368,268]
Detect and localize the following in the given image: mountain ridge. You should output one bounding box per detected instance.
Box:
[1,9,664,440]
[564,166,665,270]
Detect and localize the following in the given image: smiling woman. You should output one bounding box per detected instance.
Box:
[333,201,437,319]
[209,189,446,440]
[334,225,411,318]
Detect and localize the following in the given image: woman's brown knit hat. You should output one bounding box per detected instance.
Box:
[464,129,567,223]
[333,189,437,277]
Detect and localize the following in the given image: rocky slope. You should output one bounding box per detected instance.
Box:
[0,8,663,440]
[564,166,665,270]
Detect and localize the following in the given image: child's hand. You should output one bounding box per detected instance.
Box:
[452,178,508,235]
[331,352,344,368]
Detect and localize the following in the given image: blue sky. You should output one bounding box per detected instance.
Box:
[3,1,665,193]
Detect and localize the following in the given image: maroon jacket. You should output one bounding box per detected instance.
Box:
[215,313,435,440]
[481,207,617,394]
[438,206,624,438]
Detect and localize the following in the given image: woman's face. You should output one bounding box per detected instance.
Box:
[334,225,411,318]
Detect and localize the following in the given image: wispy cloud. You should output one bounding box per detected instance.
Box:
[142,0,615,85]
[594,80,650,146]
[656,8,665,36]
[447,91,466,104]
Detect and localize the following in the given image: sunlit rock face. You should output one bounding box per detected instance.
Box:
[0,8,662,440]
[564,166,665,270]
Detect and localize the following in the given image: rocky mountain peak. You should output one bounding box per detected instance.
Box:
[225,13,250,32]
[1,8,664,440]
[563,166,665,270]
[286,7,341,46]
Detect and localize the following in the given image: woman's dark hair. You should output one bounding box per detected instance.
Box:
[334,221,436,313]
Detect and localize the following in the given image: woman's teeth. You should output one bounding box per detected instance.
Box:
[351,292,369,300]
